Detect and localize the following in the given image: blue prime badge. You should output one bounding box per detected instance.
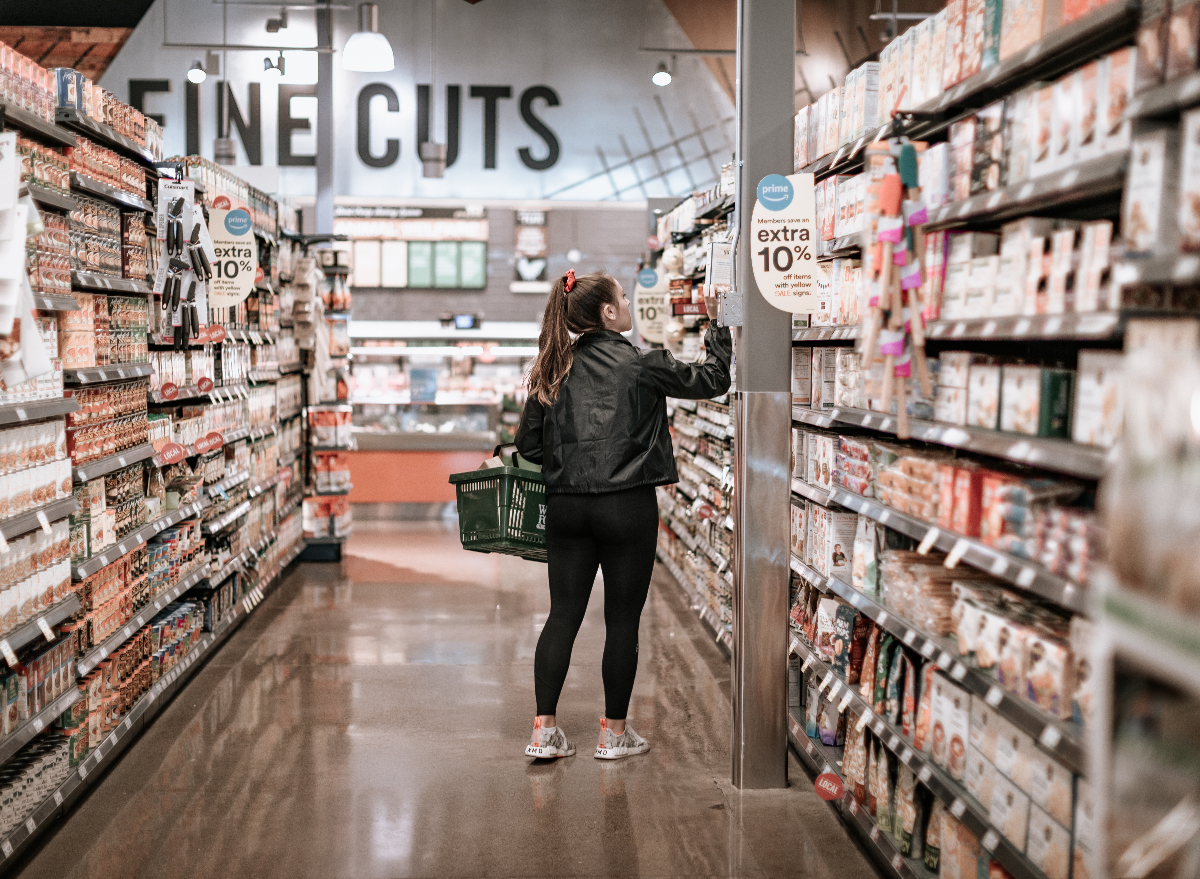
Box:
[224,209,252,236]
[637,268,658,287]
[756,174,794,211]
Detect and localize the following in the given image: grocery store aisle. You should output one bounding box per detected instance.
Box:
[13,522,877,879]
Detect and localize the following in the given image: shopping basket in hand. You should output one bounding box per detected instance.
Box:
[449,445,547,563]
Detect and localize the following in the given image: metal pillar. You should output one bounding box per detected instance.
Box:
[730,0,795,790]
[315,4,335,235]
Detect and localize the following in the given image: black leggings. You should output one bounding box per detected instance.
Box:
[534,485,658,720]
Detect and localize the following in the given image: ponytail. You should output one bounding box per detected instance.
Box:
[527,271,621,405]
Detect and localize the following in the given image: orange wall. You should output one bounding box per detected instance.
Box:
[346,450,485,504]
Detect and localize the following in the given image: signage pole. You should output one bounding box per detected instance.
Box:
[730,0,794,790]
[316,3,335,235]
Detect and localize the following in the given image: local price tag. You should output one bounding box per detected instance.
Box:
[197,376,214,393]
[195,432,225,454]
[207,209,258,309]
[750,173,820,313]
[632,267,668,345]
[814,771,844,801]
[208,324,227,344]
[160,382,179,401]
[158,442,187,465]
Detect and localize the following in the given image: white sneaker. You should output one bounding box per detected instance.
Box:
[525,719,576,759]
[594,720,651,760]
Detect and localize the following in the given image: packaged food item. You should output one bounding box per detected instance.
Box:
[970,693,1000,761]
[816,596,840,660]
[818,695,845,746]
[999,365,1073,437]
[860,625,881,700]
[1029,748,1074,829]
[1104,46,1137,152]
[990,772,1031,849]
[1135,1,1169,94]
[1000,0,1047,58]
[1026,804,1071,879]
[967,745,997,807]
[851,515,879,593]
[875,634,898,713]
[1071,350,1122,447]
[875,743,895,833]
[994,715,1035,792]
[792,345,812,404]
[1123,125,1181,255]
[967,363,1001,428]
[1072,778,1097,879]
[894,763,925,856]
[913,661,936,752]
[931,672,970,780]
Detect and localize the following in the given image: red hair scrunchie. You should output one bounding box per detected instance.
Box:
[563,269,576,293]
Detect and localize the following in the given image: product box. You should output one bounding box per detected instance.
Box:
[911,18,933,106]
[1072,350,1123,447]
[811,347,838,410]
[1000,365,1073,437]
[861,62,882,135]
[1179,107,1200,251]
[934,387,969,425]
[1026,804,1071,879]
[990,772,1031,850]
[939,351,976,389]
[965,745,997,807]
[807,500,825,569]
[982,0,1004,69]
[1046,226,1077,314]
[1078,60,1104,160]
[967,363,1002,429]
[929,9,950,99]
[964,256,999,317]
[931,672,970,780]
[792,427,807,480]
[809,94,823,162]
[1028,748,1074,828]
[1135,10,1169,94]
[1023,631,1075,718]
[791,499,807,558]
[1169,0,1200,81]
[943,0,967,88]
[795,106,810,170]
[993,713,1035,792]
[1104,47,1137,152]
[1031,84,1056,177]
[952,465,986,535]
[840,71,856,147]
[825,86,843,156]
[1000,0,1047,60]
[1051,73,1078,170]
[815,435,835,491]
[962,0,987,80]
[1072,778,1098,879]
[896,26,915,112]
[969,693,1001,761]
[820,510,857,579]
[1003,87,1037,186]
[792,345,813,405]
[1077,219,1114,310]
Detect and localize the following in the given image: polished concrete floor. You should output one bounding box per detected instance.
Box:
[15,521,879,879]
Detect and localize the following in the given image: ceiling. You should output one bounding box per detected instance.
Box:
[0,0,152,81]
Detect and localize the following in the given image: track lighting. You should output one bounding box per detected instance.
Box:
[187,61,206,84]
[263,54,285,79]
[652,61,672,87]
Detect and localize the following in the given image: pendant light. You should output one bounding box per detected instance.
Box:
[342,3,394,72]
[422,0,446,177]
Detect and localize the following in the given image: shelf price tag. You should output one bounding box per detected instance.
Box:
[36,617,54,642]
[944,539,969,568]
[160,382,179,401]
[0,642,16,666]
[917,527,940,555]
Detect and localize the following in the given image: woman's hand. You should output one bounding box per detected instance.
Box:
[702,283,720,322]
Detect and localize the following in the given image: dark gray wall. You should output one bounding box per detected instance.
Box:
[348,206,646,323]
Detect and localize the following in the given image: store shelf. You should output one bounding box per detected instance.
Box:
[789,634,1055,879]
[792,326,859,342]
[248,424,276,442]
[76,561,209,676]
[248,473,281,498]
[0,398,78,426]
[206,549,249,586]
[205,470,250,497]
[72,499,208,580]
[0,594,81,663]
[71,270,152,295]
[0,689,80,770]
[302,535,348,545]
[32,292,81,312]
[148,383,210,404]
[791,478,835,508]
[656,550,733,657]
[68,171,153,214]
[0,104,76,147]
[279,362,303,375]
[62,362,154,385]
[789,554,1086,773]
[202,500,251,536]
[924,151,1129,230]
[1110,251,1200,287]
[73,442,156,483]
[826,486,1088,613]
[0,498,78,545]
[311,441,356,452]
[786,713,923,879]
[695,195,733,220]
[924,311,1122,342]
[277,491,302,521]
[817,234,862,259]
[793,405,1109,480]
[207,382,249,403]
[0,536,303,871]
[55,107,158,167]
[21,183,75,213]
[248,368,282,383]
[1126,68,1200,119]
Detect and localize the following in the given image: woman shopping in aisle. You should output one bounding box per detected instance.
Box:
[516,269,731,761]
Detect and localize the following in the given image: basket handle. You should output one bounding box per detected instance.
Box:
[494,443,518,466]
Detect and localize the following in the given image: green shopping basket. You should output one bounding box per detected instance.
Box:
[449,448,547,563]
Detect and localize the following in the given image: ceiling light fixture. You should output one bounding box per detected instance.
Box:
[266,7,288,32]
[342,3,394,73]
[652,60,673,87]
[263,53,285,79]
[187,61,207,84]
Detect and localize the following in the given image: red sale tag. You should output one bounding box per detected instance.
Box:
[197,377,214,393]
[815,772,843,801]
[194,325,210,343]
[158,443,186,465]
[255,266,265,284]
[205,431,225,450]
[212,195,231,209]
[160,383,179,401]
[207,324,227,343]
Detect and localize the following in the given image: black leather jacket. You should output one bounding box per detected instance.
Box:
[516,326,733,494]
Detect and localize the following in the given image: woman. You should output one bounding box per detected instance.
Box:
[516,269,732,760]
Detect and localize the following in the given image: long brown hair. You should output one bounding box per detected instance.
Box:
[527,271,621,405]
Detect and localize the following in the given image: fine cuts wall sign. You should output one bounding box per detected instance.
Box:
[100,0,735,202]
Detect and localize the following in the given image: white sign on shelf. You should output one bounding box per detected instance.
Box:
[632,267,668,345]
[207,209,258,309]
[750,173,819,313]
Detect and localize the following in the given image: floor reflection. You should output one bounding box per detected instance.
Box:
[15,522,879,879]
